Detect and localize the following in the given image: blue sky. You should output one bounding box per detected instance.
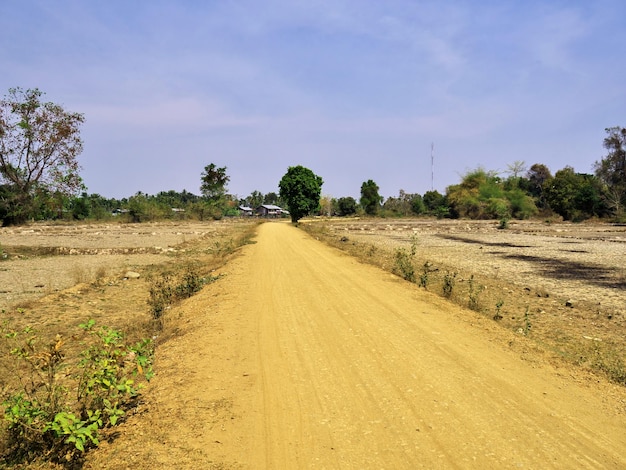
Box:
[1,1,624,200]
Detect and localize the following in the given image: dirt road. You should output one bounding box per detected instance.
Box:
[89,221,626,469]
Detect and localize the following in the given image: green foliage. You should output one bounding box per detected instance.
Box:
[594,126,626,216]
[46,411,101,452]
[446,167,539,220]
[442,271,457,299]
[382,190,423,217]
[0,320,153,464]
[0,88,85,226]
[423,190,448,216]
[360,179,383,215]
[279,165,324,222]
[393,236,419,282]
[336,196,358,216]
[148,268,219,321]
[522,305,532,335]
[525,163,552,209]
[544,167,607,221]
[419,261,433,288]
[393,248,415,282]
[506,187,538,219]
[467,275,484,311]
[263,191,282,206]
[200,163,230,202]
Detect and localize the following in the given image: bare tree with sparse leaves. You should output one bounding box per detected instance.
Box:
[0,87,85,225]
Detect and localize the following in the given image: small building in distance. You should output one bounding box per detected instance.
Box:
[238,205,254,216]
[257,204,288,218]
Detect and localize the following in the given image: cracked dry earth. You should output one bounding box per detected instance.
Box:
[84,222,626,469]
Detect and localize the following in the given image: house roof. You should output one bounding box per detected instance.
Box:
[239,205,253,211]
[259,204,283,210]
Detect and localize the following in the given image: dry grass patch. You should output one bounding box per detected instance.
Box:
[0,219,259,468]
[301,218,626,386]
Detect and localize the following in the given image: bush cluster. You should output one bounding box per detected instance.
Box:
[0,320,153,465]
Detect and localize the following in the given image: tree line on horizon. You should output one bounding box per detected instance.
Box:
[1,87,625,226]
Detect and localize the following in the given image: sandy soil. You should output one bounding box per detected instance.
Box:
[83,222,626,469]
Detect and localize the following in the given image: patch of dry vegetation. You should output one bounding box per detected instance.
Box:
[0,219,259,468]
[301,218,626,386]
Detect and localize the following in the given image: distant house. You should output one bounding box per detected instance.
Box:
[257,204,285,218]
[238,205,254,216]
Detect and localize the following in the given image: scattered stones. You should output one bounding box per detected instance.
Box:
[565,300,575,308]
[124,271,141,279]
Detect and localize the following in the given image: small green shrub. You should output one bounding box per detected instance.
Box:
[467,275,484,311]
[442,271,457,298]
[522,305,532,335]
[493,299,504,320]
[419,261,433,289]
[147,268,220,321]
[0,320,153,465]
[394,248,415,282]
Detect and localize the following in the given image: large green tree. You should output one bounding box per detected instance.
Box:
[0,87,85,225]
[594,126,626,216]
[279,165,323,222]
[360,179,383,215]
[544,166,607,221]
[200,163,229,202]
[446,167,536,219]
[245,190,264,208]
[336,196,358,216]
[524,163,552,210]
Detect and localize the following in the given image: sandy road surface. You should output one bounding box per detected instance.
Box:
[90,222,626,469]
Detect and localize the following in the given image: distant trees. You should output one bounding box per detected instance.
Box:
[524,163,552,210]
[3,116,622,225]
[336,196,358,216]
[200,164,229,202]
[446,167,537,220]
[263,192,281,206]
[244,190,264,208]
[199,163,232,219]
[279,165,323,222]
[544,167,607,221]
[594,126,626,216]
[360,180,383,215]
[422,190,448,217]
[383,190,424,217]
[0,87,85,225]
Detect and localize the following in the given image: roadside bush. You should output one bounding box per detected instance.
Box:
[393,248,415,282]
[393,235,419,282]
[148,267,220,321]
[0,320,153,465]
[442,271,457,298]
[467,275,484,311]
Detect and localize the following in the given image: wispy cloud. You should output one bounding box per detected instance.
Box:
[1,0,624,198]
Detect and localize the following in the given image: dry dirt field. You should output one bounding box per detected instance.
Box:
[303,218,626,376]
[0,221,239,311]
[1,218,625,468]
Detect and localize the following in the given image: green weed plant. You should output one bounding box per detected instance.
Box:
[0,319,153,465]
